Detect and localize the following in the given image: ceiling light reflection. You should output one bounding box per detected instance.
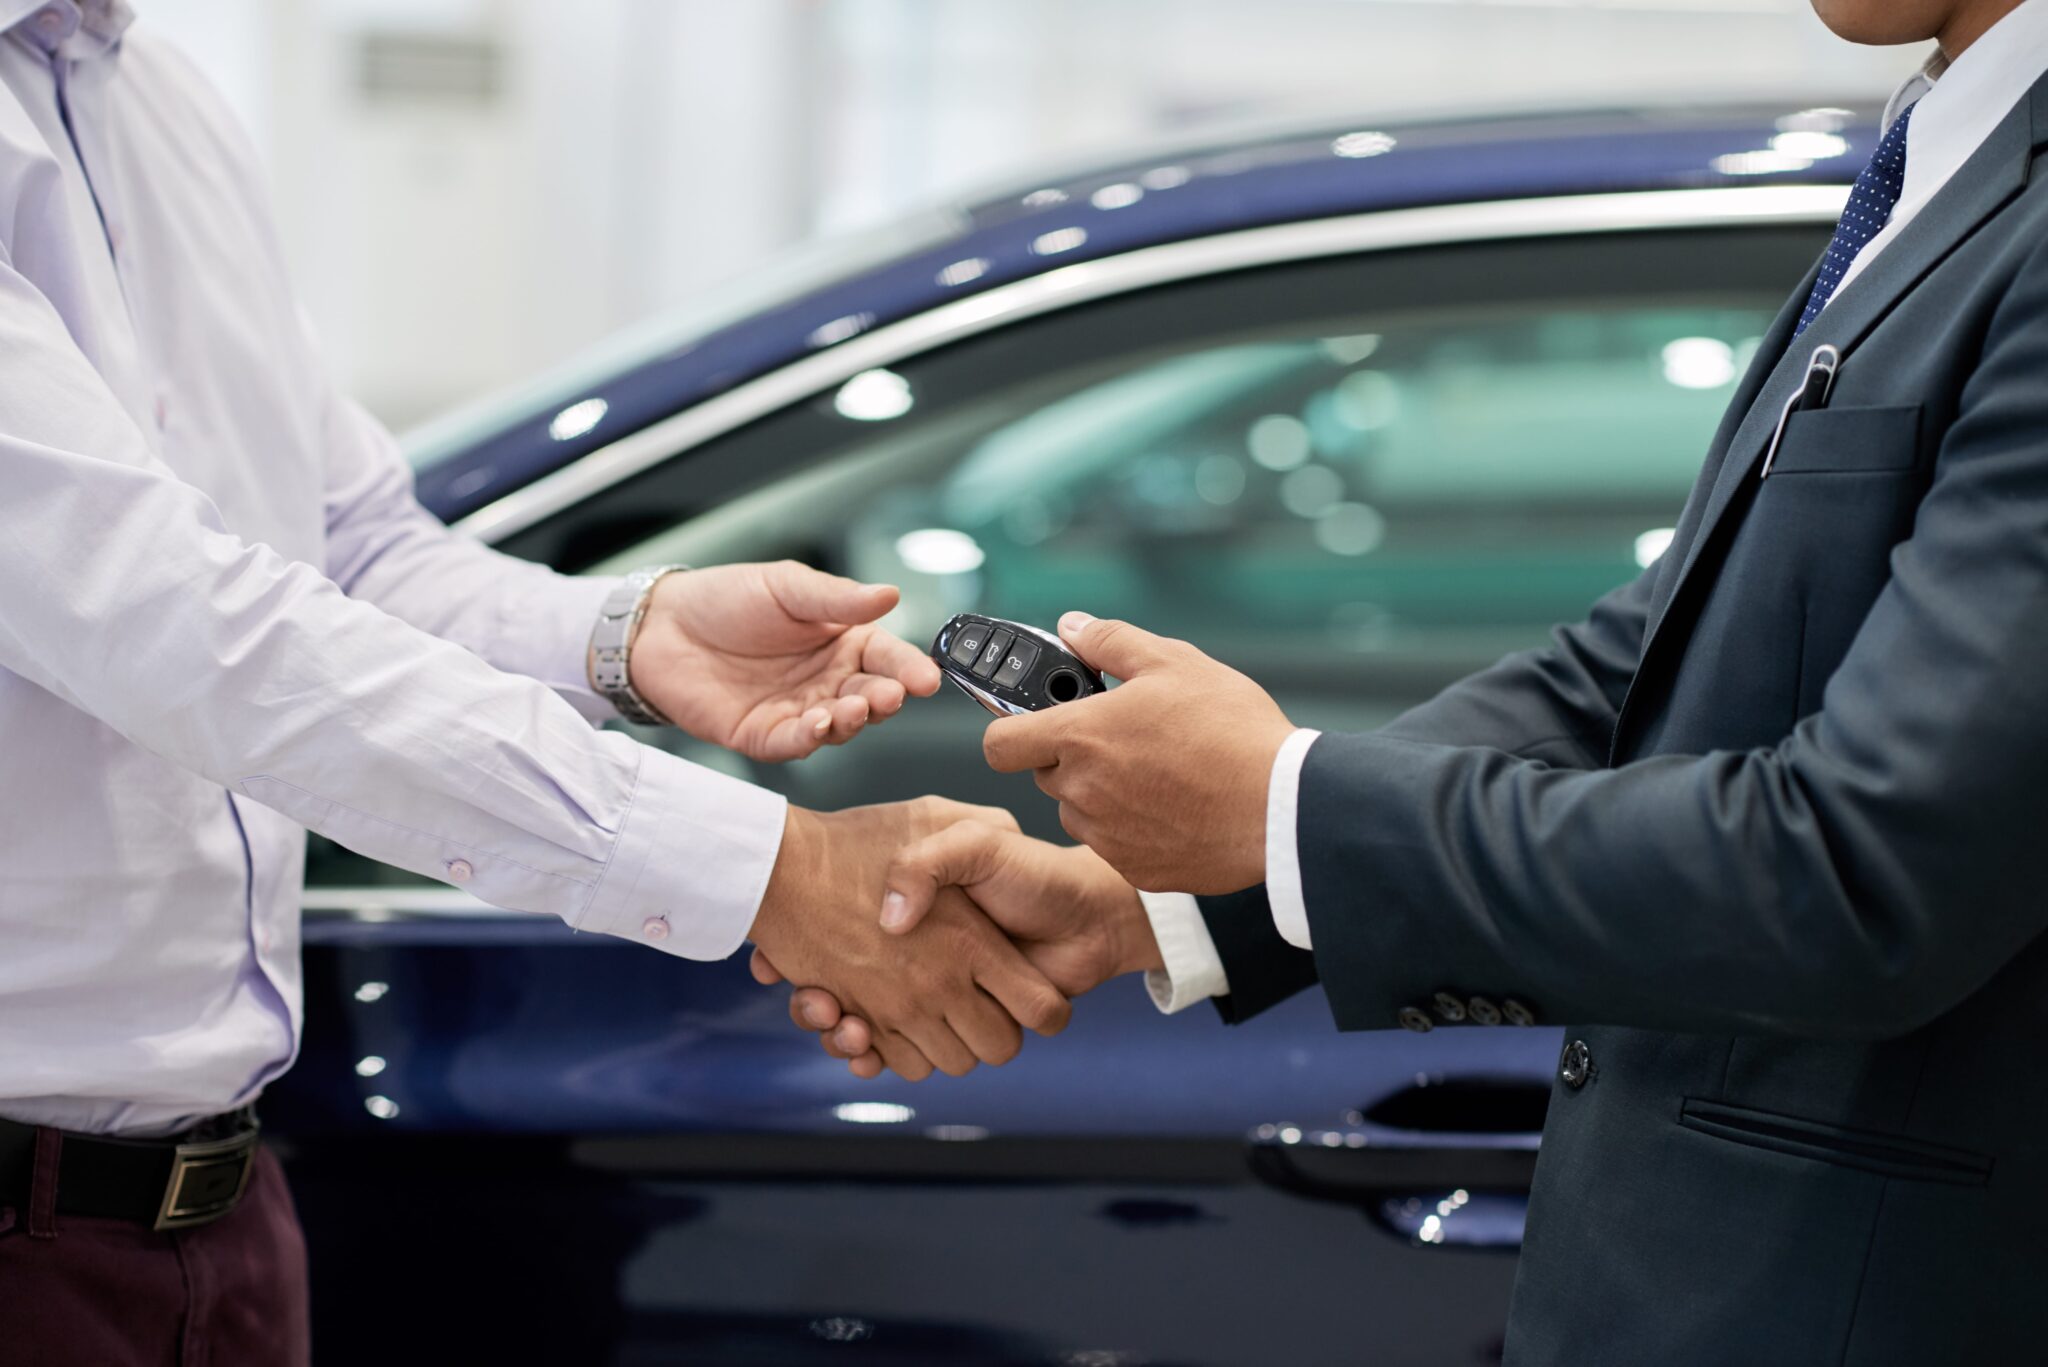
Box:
[1091,182,1143,210]
[936,257,990,288]
[1139,165,1190,190]
[364,1095,400,1120]
[1776,107,1853,133]
[547,397,607,442]
[1770,130,1850,160]
[1333,131,1397,159]
[833,369,913,421]
[894,528,985,575]
[1635,527,1676,568]
[1031,226,1089,256]
[834,1101,914,1124]
[1712,150,1814,176]
[353,981,389,1004]
[354,1055,387,1078]
[1316,503,1387,557]
[1661,337,1736,389]
[1248,414,1312,471]
[807,313,873,348]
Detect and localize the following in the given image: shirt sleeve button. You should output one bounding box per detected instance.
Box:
[444,858,473,884]
[642,916,671,942]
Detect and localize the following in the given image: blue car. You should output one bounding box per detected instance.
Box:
[274,101,1871,1365]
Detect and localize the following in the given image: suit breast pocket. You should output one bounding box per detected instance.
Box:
[1769,402,1924,475]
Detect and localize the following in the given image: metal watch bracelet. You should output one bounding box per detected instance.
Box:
[588,565,689,726]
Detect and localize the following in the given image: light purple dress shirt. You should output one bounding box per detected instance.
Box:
[0,0,784,1137]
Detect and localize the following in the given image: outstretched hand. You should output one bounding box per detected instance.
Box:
[625,561,942,762]
[754,821,1162,1079]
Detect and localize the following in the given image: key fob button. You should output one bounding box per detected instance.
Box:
[991,638,1039,689]
[948,623,990,667]
[973,628,1015,679]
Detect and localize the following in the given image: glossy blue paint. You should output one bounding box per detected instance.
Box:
[412,104,1873,522]
[283,914,1561,1139]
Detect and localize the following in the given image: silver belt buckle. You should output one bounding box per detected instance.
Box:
[153,1128,259,1231]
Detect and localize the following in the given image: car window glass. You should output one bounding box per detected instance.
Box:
[307,230,1799,887]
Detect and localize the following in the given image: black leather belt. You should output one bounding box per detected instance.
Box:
[0,1106,260,1231]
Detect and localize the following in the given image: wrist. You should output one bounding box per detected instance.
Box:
[752,805,825,951]
[1071,848,1162,977]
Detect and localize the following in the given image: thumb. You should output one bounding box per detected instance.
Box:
[1058,611,1177,680]
[881,820,1018,936]
[767,562,901,625]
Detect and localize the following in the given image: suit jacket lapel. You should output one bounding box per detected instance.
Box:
[1635,72,2045,668]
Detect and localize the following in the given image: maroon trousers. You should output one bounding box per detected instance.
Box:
[0,1144,309,1367]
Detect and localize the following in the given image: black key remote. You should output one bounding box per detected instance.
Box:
[930,613,1105,716]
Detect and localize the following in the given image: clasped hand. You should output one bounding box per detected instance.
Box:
[758,611,1299,1080]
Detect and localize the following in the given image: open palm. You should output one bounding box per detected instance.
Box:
[629,562,943,762]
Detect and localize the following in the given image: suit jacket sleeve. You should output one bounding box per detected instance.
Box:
[1298,233,2048,1040]
[1195,547,1660,1021]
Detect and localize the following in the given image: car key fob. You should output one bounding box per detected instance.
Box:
[930,613,1105,716]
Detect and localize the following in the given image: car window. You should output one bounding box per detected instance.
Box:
[306,225,1816,887]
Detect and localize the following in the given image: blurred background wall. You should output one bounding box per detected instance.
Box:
[142,0,1920,432]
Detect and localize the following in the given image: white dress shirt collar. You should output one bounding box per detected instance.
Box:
[1832,0,2048,297]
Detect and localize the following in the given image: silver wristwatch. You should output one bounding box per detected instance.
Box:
[588,564,689,726]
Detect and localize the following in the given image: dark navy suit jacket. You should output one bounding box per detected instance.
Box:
[1201,72,2048,1366]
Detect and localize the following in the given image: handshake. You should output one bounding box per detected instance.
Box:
[738,608,1301,1081]
[621,561,1300,1079]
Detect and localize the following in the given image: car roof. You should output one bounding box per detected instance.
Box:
[413,100,1875,524]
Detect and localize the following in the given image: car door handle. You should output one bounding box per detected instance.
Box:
[1246,1077,1548,1248]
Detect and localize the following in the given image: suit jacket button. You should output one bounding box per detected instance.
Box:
[1502,999,1536,1027]
[1397,1006,1435,1033]
[1467,996,1502,1026]
[1559,1038,1592,1090]
[1431,991,1467,1023]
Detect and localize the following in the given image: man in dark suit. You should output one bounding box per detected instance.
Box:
[766,0,2048,1359]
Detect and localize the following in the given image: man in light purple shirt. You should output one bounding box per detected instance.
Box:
[0,4,1068,1362]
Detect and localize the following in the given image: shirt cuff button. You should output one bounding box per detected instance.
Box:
[444,858,473,884]
[641,916,671,942]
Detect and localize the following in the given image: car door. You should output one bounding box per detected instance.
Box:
[278,213,1827,1366]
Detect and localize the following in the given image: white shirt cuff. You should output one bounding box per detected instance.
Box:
[1266,727,1321,951]
[1137,891,1230,1013]
[575,743,787,959]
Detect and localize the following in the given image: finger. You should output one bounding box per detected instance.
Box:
[1057,611,1180,681]
[840,671,909,720]
[788,987,843,1032]
[766,561,901,625]
[948,986,1025,1067]
[982,712,1067,773]
[914,797,1021,833]
[901,1018,979,1079]
[749,947,786,986]
[860,628,944,697]
[829,1015,873,1057]
[882,821,1022,935]
[751,706,836,763]
[873,1031,934,1082]
[817,693,871,746]
[848,1052,885,1081]
[975,938,1073,1038]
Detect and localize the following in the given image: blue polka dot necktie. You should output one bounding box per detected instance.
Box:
[1794,101,1917,338]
